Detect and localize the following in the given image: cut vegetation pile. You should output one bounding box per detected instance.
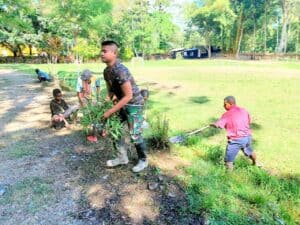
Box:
[80,101,123,141]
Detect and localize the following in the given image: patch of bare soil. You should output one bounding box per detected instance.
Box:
[0,69,202,225]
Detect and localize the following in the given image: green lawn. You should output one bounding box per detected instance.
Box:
[1,59,299,223]
[1,60,299,174]
[131,60,300,175]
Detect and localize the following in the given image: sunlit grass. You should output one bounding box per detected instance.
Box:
[1,59,299,224]
[1,60,299,173]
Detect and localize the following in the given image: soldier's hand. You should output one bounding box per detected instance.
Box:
[105,95,111,102]
[103,110,112,119]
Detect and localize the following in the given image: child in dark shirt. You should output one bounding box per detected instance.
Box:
[50,89,79,129]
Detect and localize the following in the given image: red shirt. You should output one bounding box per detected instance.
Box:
[214,105,251,140]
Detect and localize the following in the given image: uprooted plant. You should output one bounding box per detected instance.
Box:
[80,101,123,141]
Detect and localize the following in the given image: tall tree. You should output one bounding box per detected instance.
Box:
[108,0,178,58]
[0,0,38,56]
[36,0,112,61]
[189,0,235,57]
[277,0,300,52]
[230,0,265,57]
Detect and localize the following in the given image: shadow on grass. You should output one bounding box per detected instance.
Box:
[167,91,176,96]
[251,122,262,130]
[189,96,210,104]
[2,68,199,224]
[2,122,204,224]
[145,99,156,110]
[64,135,203,224]
[0,64,37,77]
[0,126,84,220]
[71,146,204,224]
[149,89,160,96]
[145,99,170,112]
[202,127,221,138]
[0,70,49,136]
[138,81,158,87]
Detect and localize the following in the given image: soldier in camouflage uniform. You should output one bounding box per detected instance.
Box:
[101,40,148,173]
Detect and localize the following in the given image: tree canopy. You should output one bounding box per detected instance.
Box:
[187,0,300,57]
[0,0,299,60]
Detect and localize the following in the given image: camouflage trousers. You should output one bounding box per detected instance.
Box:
[120,104,144,144]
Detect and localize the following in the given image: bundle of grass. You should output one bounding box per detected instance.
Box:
[147,114,170,150]
[80,101,123,141]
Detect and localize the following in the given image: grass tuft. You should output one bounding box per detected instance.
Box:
[147,113,170,150]
[7,141,37,159]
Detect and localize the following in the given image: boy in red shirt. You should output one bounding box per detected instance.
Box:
[210,96,257,170]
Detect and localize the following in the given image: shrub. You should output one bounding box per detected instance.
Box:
[204,145,224,165]
[147,114,170,150]
[185,135,203,146]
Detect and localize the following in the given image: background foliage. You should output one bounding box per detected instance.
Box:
[1,0,299,60]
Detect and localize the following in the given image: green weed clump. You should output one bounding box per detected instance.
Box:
[80,101,123,140]
[147,114,170,150]
[8,140,37,159]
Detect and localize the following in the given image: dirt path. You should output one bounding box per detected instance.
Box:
[0,70,201,225]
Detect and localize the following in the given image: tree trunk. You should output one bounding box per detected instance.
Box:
[235,5,244,59]
[236,27,244,59]
[220,27,224,52]
[278,18,288,53]
[17,45,23,57]
[252,13,256,59]
[29,44,32,56]
[284,23,290,53]
[208,45,211,58]
[3,42,16,57]
[132,42,138,57]
[277,0,290,53]
[296,29,299,60]
[264,1,267,53]
[205,34,212,58]
[297,28,299,53]
[276,16,279,50]
[73,34,79,63]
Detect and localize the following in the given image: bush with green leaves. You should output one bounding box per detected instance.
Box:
[80,101,123,140]
[147,114,170,150]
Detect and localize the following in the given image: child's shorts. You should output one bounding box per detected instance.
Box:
[225,136,253,162]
